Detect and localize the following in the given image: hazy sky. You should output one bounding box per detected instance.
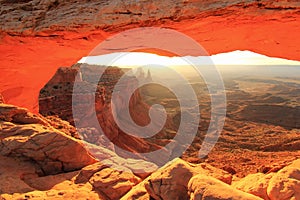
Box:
[78,50,300,67]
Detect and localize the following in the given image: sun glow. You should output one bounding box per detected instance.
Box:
[78,50,300,67]
[79,52,189,67]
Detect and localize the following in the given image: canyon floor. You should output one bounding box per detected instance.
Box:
[140,68,300,178]
[0,0,300,199]
[0,64,299,199]
[0,100,299,200]
[1,0,300,112]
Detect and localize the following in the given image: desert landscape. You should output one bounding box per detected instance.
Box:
[0,0,300,200]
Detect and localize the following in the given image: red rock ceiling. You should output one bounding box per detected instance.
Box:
[0,1,299,112]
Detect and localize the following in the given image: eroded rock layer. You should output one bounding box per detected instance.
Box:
[0,104,299,199]
[0,104,96,175]
[1,0,299,36]
[1,0,299,111]
[39,64,176,163]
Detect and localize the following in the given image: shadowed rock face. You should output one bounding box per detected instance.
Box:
[0,104,96,175]
[0,105,299,200]
[39,64,175,162]
[0,1,299,199]
[0,102,158,198]
[1,0,299,112]
[39,64,138,124]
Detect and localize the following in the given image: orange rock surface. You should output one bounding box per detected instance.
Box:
[0,102,299,199]
[0,1,299,112]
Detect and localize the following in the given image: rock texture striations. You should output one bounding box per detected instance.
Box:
[0,104,96,175]
[0,0,300,199]
[39,64,176,164]
[1,0,299,111]
[0,0,299,36]
[123,158,300,200]
[0,103,151,199]
[0,103,299,199]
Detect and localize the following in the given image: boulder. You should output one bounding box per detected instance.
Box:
[290,159,300,169]
[1,187,101,200]
[89,167,140,200]
[267,164,300,200]
[143,158,232,200]
[19,170,102,199]
[234,159,300,200]
[75,161,141,200]
[233,173,273,200]
[0,104,49,126]
[0,155,36,194]
[0,104,96,175]
[121,181,150,200]
[188,174,263,200]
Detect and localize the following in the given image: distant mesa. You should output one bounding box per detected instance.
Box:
[136,67,153,83]
[0,0,300,199]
